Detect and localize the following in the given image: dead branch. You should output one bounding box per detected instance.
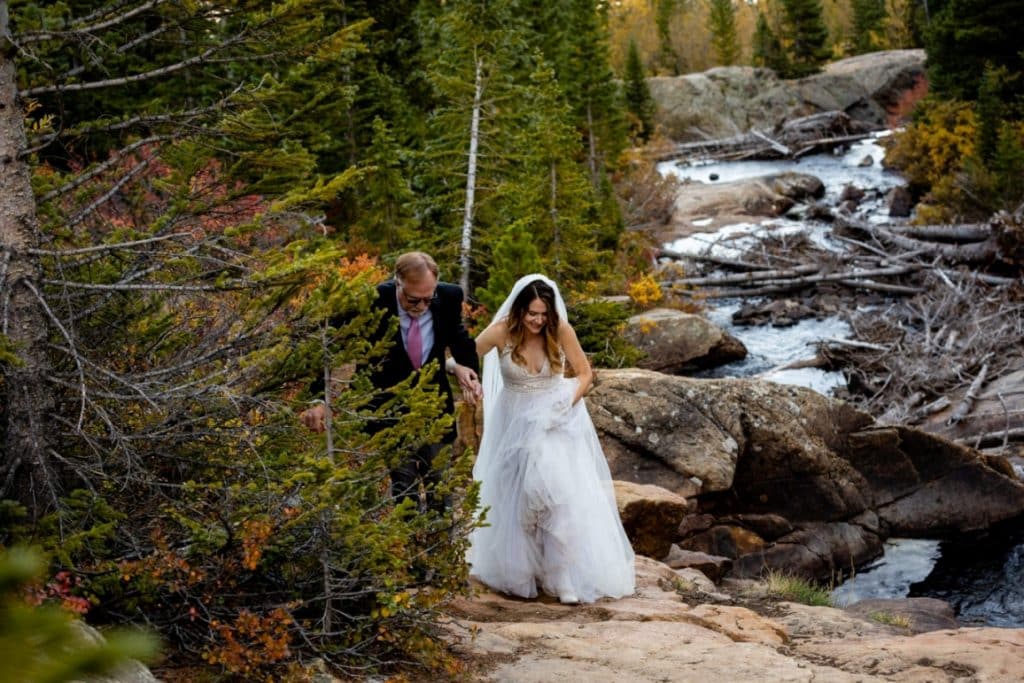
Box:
[947,358,992,426]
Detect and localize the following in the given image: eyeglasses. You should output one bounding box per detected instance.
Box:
[398,283,435,307]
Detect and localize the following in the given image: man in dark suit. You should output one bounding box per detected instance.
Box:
[303,252,480,510]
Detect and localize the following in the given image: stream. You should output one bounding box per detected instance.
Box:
[658,134,1024,628]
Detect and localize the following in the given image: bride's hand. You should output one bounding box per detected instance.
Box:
[544,380,577,431]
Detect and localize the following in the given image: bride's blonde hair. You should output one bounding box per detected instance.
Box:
[506,280,563,373]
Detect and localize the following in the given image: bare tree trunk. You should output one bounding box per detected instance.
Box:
[459,56,483,296]
[0,16,59,517]
[585,100,599,188]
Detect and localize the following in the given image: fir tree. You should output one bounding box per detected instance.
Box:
[852,0,887,53]
[779,0,831,77]
[753,12,789,74]
[623,39,657,142]
[926,0,1024,103]
[708,0,741,66]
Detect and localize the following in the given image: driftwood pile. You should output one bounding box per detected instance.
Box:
[657,207,1024,456]
[654,111,873,162]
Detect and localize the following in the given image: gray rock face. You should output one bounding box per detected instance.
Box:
[650,50,926,141]
[624,308,746,374]
[667,171,825,234]
[587,368,1024,580]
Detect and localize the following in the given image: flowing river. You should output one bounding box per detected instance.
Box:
[658,134,1024,628]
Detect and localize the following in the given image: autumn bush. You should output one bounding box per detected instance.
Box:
[885,98,1024,222]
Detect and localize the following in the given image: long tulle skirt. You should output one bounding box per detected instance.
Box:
[467,380,635,603]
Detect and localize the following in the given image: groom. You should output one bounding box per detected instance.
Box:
[303,251,481,510]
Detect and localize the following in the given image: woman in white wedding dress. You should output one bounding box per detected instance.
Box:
[462,275,635,604]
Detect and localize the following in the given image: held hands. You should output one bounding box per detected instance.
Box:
[447,358,483,405]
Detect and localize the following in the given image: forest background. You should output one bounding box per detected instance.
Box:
[1,0,1021,680]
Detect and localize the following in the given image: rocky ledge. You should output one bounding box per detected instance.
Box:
[448,556,1024,682]
[588,369,1024,582]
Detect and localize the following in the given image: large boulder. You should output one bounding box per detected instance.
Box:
[649,50,926,142]
[613,481,691,559]
[587,369,1024,580]
[624,308,746,374]
[667,172,825,234]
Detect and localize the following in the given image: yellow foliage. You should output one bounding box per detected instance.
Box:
[886,101,976,190]
[628,274,662,308]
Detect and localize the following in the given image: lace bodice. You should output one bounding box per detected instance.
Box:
[499,346,561,394]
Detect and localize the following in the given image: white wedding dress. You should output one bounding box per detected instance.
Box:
[467,346,636,603]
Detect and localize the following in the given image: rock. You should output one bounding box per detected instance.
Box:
[678,524,766,560]
[649,50,926,142]
[68,621,157,683]
[449,556,1024,682]
[678,512,716,537]
[663,544,733,581]
[844,597,959,634]
[720,513,794,541]
[667,172,824,235]
[857,155,874,167]
[624,308,747,374]
[587,369,1024,582]
[613,481,690,559]
[730,521,882,579]
[840,184,866,203]
[733,298,816,326]
[845,426,1024,534]
[886,185,914,217]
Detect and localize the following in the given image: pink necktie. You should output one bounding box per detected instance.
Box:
[407,316,422,369]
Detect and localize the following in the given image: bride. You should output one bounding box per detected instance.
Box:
[455,274,635,604]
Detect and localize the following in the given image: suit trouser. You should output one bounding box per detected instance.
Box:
[390,442,448,513]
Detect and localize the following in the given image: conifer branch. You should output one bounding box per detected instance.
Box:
[16,1,169,45]
[38,134,170,203]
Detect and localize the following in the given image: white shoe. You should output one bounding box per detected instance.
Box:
[559,592,579,605]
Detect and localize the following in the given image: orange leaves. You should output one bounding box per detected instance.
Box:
[24,570,92,615]
[203,608,294,676]
[241,518,273,571]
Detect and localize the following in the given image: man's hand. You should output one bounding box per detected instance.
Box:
[300,402,327,433]
[452,363,483,406]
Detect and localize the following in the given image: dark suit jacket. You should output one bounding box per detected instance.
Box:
[364,280,478,443]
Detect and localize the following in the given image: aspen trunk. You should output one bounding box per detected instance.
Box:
[459,56,483,296]
[0,16,59,518]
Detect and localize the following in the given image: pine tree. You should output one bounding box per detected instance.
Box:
[624,40,657,142]
[708,0,741,66]
[779,0,831,77]
[655,0,683,74]
[852,0,887,53]
[926,0,1024,103]
[3,2,479,674]
[753,12,789,74]
[475,220,544,314]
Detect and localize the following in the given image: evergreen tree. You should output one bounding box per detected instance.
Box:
[708,0,741,66]
[655,0,683,74]
[852,0,887,53]
[779,0,831,77]
[3,2,479,674]
[623,39,657,142]
[753,12,789,74]
[475,220,544,314]
[926,0,1024,103]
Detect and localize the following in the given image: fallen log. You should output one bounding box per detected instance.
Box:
[947,359,991,426]
[658,248,768,271]
[670,264,921,297]
[837,217,1001,264]
[665,264,820,287]
[890,224,991,242]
